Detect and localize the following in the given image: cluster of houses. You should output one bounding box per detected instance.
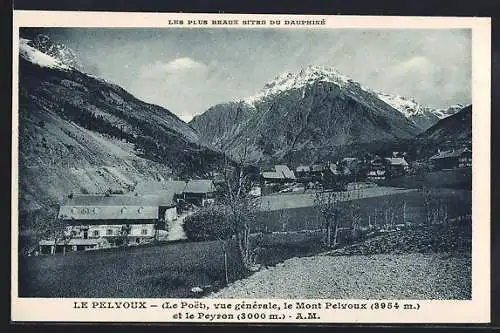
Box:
[428,147,472,170]
[259,147,472,191]
[260,154,410,189]
[38,179,217,255]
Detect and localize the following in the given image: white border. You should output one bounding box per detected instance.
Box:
[11,11,491,323]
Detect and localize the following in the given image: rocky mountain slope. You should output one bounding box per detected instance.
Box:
[418,104,472,143]
[190,66,424,163]
[17,35,222,232]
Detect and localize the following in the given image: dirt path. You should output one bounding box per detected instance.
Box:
[166,212,192,241]
[208,252,471,300]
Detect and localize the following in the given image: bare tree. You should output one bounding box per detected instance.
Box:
[279,209,290,232]
[421,187,449,225]
[221,140,259,270]
[421,186,434,225]
[314,191,341,247]
[349,204,362,240]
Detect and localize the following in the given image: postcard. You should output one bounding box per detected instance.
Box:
[11,10,491,323]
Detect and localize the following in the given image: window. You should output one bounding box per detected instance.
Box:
[141,229,148,235]
[106,229,113,236]
[93,230,100,237]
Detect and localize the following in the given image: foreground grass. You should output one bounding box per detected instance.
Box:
[19,240,246,298]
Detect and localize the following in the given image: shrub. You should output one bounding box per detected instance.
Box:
[183,205,232,242]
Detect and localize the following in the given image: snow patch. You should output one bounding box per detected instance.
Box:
[374,91,464,121]
[244,65,353,106]
[375,92,424,118]
[19,38,70,71]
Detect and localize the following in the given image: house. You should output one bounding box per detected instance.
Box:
[366,156,386,180]
[275,165,296,181]
[340,157,361,170]
[295,165,311,178]
[134,180,187,200]
[429,148,472,170]
[260,165,296,184]
[384,157,409,177]
[40,193,178,254]
[183,179,216,206]
[366,169,386,181]
[261,170,285,184]
[323,163,350,190]
[310,164,325,180]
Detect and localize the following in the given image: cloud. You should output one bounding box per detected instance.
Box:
[392,56,435,77]
[133,57,222,121]
[141,57,208,77]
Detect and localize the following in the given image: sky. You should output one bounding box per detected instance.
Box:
[25,28,471,122]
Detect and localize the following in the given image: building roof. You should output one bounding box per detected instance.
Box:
[384,157,409,166]
[296,165,310,172]
[62,194,175,207]
[59,194,176,221]
[429,148,471,160]
[342,157,359,162]
[59,205,159,220]
[261,171,284,180]
[328,163,340,175]
[134,180,187,195]
[184,180,216,194]
[275,165,295,179]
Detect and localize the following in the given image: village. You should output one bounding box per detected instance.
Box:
[35,145,472,256]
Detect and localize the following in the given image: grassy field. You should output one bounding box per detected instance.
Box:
[258,186,417,211]
[254,188,471,233]
[18,240,246,298]
[380,168,472,190]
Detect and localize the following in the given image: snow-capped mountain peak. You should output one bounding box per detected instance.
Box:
[240,64,465,131]
[27,34,84,70]
[244,65,355,105]
[372,90,466,129]
[432,104,465,119]
[19,38,70,71]
[374,92,425,118]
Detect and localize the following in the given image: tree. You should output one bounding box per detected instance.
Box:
[313,191,341,247]
[349,204,362,240]
[421,186,448,225]
[183,204,233,284]
[47,213,73,256]
[278,209,290,232]
[221,142,259,270]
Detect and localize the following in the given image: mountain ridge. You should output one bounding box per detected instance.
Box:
[18,35,223,233]
[190,66,424,163]
[226,65,464,131]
